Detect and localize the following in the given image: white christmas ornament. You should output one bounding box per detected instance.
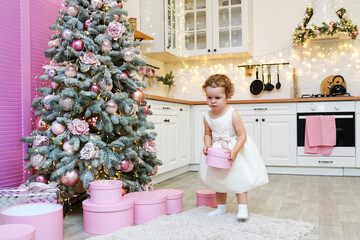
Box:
[30,154,46,167]
[100,38,112,53]
[59,97,74,111]
[63,141,74,153]
[105,99,118,114]
[122,48,134,62]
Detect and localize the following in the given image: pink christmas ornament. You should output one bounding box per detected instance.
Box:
[61,169,80,187]
[30,154,46,168]
[329,21,335,26]
[142,105,150,115]
[51,81,59,90]
[64,64,77,78]
[35,174,48,183]
[118,2,123,8]
[100,38,112,53]
[105,99,118,114]
[90,84,100,93]
[67,4,79,17]
[121,159,134,172]
[150,165,158,176]
[71,39,84,51]
[121,72,128,78]
[48,69,56,78]
[51,121,66,135]
[144,140,157,153]
[122,48,135,62]
[84,20,92,30]
[314,29,320,36]
[131,88,145,104]
[35,118,49,131]
[352,30,359,37]
[63,141,74,153]
[328,26,333,32]
[62,29,72,40]
[59,97,74,111]
[91,0,103,9]
[98,79,113,91]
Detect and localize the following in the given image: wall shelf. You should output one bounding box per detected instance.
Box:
[134,30,154,41]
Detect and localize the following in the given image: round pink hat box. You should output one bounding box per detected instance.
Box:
[1,203,63,240]
[82,197,134,235]
[206,147,231,169]
[123,191,166,224]
[0,224,35,240]
[196,190,217,208]
[89,180,122,204]
[153,189,183,214]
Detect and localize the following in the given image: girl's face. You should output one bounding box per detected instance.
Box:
[205,86,229,111]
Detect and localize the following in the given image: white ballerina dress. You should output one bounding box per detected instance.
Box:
[199,107,269,194]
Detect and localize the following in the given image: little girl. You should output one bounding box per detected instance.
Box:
[199,74,269,220]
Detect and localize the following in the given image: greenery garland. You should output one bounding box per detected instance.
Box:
[293,8,358,46]
[156,71,176,90]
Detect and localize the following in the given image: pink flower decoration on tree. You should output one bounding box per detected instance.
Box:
[314,29,320,36]
[144,140,157,153]
[32,135,49,148]
[68,118,90,135]
[106,21,126,39]
[81,51,101,66]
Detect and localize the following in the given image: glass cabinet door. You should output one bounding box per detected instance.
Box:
[184,0,211,55]
[166,0,178,54]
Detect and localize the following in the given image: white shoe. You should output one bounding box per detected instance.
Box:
[208,204,226,216]
[236,205,249,220]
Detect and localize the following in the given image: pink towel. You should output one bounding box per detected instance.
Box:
[304,115,336,155]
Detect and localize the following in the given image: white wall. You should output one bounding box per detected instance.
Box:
[126,0,360,100]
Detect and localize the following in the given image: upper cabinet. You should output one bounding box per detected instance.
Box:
[140,0,252,62]
[182,0,252,57]
[140,0,180,61]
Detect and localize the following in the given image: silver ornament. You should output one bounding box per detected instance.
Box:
[43,95,56,110]
[100,38,112,54]
[67,4,79,17]
[30,154,46,168]
[122,48,135,62]
[59,97,74,111]
[64,65,77,78]
[105,99,118,114]
[51,121,66,135]
[61,169,80,187]
[98,79,113,91]
[91,0,103,9]
[63,141,74,153]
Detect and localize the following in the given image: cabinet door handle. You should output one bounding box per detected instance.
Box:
[318,160,333,164]
[262,118,265,122]
[179,108,183,111]
[213,49,217,52]
[254,107,267,111]
[208,49,211,52]
[255,119,259,122]
[162,107,171,110]
[164,119,169,122]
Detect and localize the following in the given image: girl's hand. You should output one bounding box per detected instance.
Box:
[226,149,239,162]
[203,146,211,155]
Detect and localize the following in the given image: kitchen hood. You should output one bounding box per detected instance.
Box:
[307,0,339,27]
[293,0,358,46]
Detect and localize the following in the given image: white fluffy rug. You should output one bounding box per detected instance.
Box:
[87,207,314,240]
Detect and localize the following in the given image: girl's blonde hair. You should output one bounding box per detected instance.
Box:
[202,74,234,98]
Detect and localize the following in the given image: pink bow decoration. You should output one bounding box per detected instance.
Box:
[212,132,232,150]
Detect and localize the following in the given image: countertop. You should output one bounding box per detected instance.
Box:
[145,94,360,105]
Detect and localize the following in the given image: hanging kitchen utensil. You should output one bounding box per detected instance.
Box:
[249,67,263,95]
[320,75,347,95]
[276,65,281,90]
[265,65,274,91]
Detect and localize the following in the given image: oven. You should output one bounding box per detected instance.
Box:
[297,101,356,167]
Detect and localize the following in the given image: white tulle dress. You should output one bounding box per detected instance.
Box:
[199,107,269,194]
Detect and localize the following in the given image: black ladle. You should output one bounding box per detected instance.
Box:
[276,65,281,90]
[265,65,274,91]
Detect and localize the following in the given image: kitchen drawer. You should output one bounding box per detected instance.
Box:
[147,100,178,116]
[234,103,296,116]
[297,157,355,168]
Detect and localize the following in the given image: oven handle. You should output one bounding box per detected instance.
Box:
[298,115,353,119]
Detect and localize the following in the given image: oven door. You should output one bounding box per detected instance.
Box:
[297,112,355,156]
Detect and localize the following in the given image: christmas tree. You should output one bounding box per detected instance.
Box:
[21,0,161,197]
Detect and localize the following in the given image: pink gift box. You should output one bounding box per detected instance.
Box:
[123,191,166,224]
[196,190,217,208]
[206,147,231,169]
[1,203,63,240]
[0,224,35,240]
[89,180,122,205]
[82,198,134,235]
[153,189,183,214]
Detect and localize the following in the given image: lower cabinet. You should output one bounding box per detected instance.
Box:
[147,100,190,174]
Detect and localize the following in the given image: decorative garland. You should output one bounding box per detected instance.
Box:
[293,8,358,46]
[156,71,176,90]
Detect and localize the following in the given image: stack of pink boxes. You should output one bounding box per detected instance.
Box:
[82,180,184,235]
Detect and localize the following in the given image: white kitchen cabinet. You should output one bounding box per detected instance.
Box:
[140,0,180,60]
[356,101,360,168]
[182,0,252,56]
[192,103,297,167]
[147,100,190,174]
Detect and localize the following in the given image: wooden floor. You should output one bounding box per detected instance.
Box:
[63,172,360,240]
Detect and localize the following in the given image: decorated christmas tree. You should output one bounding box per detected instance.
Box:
[21,0,161,197]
